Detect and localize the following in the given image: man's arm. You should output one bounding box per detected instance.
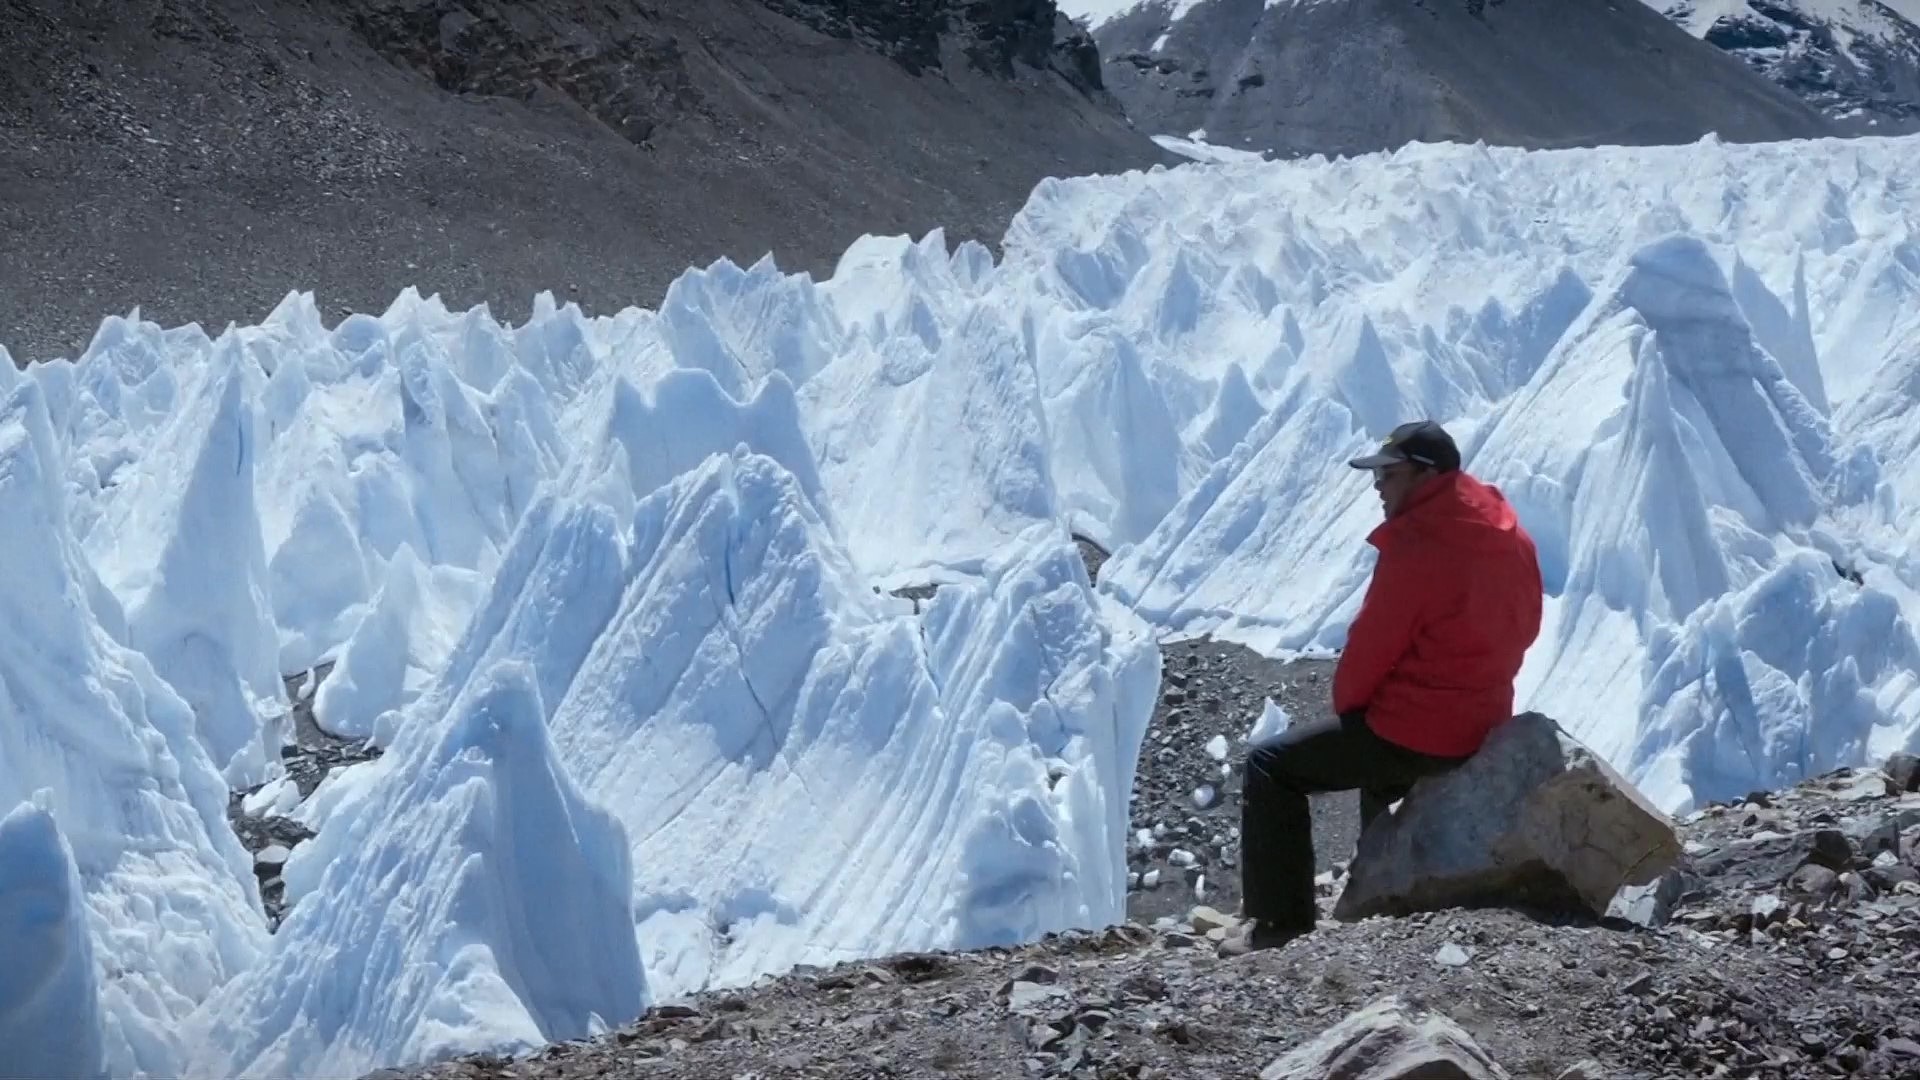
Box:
[1332,543,1434,715]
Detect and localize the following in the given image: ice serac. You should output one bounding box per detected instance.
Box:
[1838,322,1920,544]
[660,255,844,399]
[532,446,1154,997]
[1471,236,1856,777]
[822,229,994,354]
[510,291,601,405]
[1032,321,1188,551]
[1818,231,1920,407]
[186,661,647,1079]
[1325,311,1407,440]
[266,479,372,672]
[310,544,425,739]
[1099,388,1379,653]
[1731,252,1828,417]
[1633,551,1920,812]
[0,379,265,1079]
[1192,360,1266,463]
[0,798,108,1080]
[312,544,487,739]
[346,498,629,771]
[252,294,573,673]
[79,338,288,787]
[487,364,569,525]
[918,527,1162,948]
[394,324,517,570]
[801,301,1058,578]
[1565,302,1737,625]
[615,367,826,516]
[1616,236,1834,533]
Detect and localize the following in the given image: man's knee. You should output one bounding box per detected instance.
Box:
[1245,733,1309,792]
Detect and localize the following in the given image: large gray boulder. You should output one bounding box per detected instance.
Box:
[1258,995,1509,1080]
[1334,712,1681,921]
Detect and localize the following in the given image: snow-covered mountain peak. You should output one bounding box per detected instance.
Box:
[1653,0,1920,129]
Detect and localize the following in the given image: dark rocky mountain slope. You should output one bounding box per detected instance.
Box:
[1651,0,1920,132]
[0,0,1174,363]
[1079,0,1836,159]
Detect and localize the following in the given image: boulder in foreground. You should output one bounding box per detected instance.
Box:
[1258,994,1509,1080]
[1334,712,1681,921]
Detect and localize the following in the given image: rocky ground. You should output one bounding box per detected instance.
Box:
[226,661,380,928]
[383,755,1920,1080]
[1122,640,1347,927]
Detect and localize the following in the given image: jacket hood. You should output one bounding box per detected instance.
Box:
[1370,470,1521,550]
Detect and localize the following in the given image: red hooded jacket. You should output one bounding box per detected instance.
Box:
[1333,469,1544,758]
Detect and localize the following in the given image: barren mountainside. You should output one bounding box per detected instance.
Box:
[0,0,1173,363]
[1078,0,1837,158]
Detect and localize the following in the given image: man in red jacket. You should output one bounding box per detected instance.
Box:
[1219,420,1544,957]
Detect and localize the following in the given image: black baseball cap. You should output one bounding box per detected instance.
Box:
[1347,420,1461,472]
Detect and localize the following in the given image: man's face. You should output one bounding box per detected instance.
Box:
[1371,461,1430,518]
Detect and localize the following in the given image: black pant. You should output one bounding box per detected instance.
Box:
[1240,710,1469,930]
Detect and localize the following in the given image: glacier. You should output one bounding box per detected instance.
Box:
[0,378,267,1078]
[182,659,648,1079]
[0,798,107,1080]
[0,129,1917,1076]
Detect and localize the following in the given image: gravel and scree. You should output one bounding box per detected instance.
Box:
[1122,640,1352,928]
[383,756,1920,1080]
[227,661,380,929]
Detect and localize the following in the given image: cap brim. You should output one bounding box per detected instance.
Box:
[1347,452,1401,470]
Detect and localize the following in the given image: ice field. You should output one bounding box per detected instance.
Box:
[2,130,1919,1076]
